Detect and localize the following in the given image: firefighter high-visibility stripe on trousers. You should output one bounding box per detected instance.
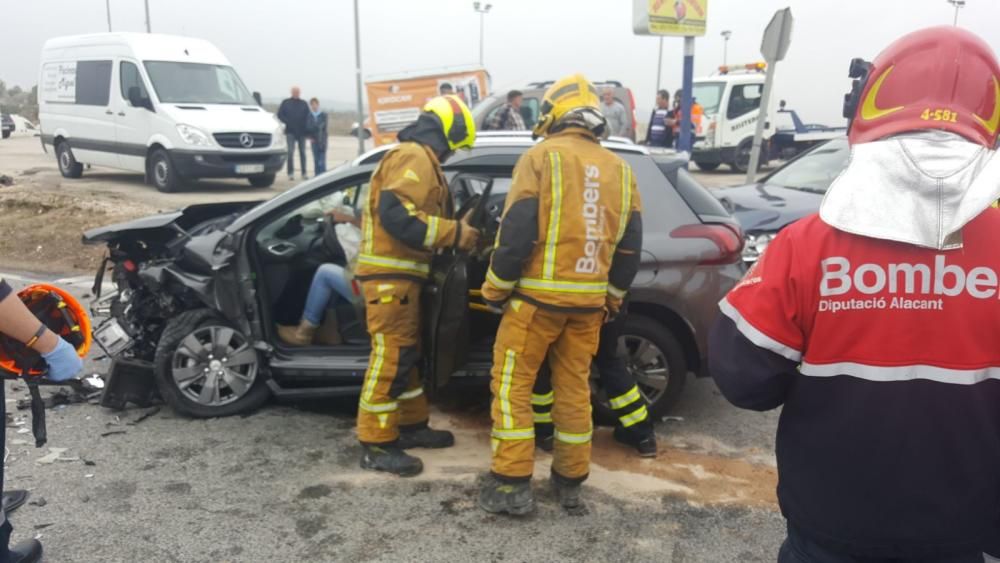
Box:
[608,385,649,428]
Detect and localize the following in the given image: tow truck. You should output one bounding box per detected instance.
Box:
[770,100,847,160]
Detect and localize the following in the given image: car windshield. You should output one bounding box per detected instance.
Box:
[692,82,724,115]
[143,61,255,105]
[764,137,850,193]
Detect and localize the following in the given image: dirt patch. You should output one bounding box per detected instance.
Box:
[320,412,777,511]
[0,188,156,273]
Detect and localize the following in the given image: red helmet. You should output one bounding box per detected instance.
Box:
[844,26,1000,147]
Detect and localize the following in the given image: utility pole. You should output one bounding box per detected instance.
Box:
[655,37,664,91]
[353,0,366,156]
[473,2,492,67]
[106,0,112,31]
[948,0,966,25]
[144,0,151,32]
[721,30,732,66]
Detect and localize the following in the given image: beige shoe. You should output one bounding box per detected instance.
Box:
[277,319,318,346]
[314,310,343,346]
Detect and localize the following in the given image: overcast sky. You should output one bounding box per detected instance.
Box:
[4,0,1000,123]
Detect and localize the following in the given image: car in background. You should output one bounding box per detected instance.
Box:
[1,114,13,139]
[83,132,743,421]
[713,137,850,263]
[473,81,639,141]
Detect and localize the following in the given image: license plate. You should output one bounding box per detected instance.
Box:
[235,164,265,174]
[93,319,133,356]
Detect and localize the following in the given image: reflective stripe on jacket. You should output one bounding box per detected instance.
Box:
[481,129,643,310]
[356,142,458,280]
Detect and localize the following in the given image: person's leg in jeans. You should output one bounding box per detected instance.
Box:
[286,134,297,177]
[312,141,326,176]
[297,135,308,178]
[302,264,352,325]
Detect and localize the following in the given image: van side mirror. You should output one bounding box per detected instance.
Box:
[128,86,153,111]
[253,91,263,106]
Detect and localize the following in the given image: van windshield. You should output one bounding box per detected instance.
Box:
[144,61,254,105]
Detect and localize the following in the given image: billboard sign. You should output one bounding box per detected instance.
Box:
[633,0,709,37]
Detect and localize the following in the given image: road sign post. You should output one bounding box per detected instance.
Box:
[746,7,793,184]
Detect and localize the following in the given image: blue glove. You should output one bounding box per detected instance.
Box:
[41,337,83,382]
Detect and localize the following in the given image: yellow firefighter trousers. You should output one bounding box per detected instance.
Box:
[356,280,429,444]
[490,298,603,481]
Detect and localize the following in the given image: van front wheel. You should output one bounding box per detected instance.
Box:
[149,149,183,193]
[56,141,83,178]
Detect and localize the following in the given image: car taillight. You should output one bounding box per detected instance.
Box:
[670,223,745,265]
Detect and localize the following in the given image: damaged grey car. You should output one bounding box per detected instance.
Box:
[83,134,744,419]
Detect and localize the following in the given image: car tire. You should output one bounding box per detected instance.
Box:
[591,315,688,424]
[154,309,271,418]
[148,148,183,193]
[56,141,83,178]
[1,131,10,139]
[730,138,767,173]
[248,173,276,188]
[694,161,720,171]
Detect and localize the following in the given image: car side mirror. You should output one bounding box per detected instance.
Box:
[128,86,153,111]
[253,91,263,106]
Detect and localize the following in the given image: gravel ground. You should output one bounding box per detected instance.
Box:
[0,274,786,562]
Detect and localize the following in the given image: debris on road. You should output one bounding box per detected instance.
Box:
[0,175,13,187]
[662,416,685,422]
[127,406,161,426]
[35,448,69,464]
[100,430,127,438]
[29,497,47,508]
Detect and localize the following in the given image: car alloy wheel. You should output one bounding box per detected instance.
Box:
[620,334,670,407]
[153,158,170,187]
[170,325,259,407]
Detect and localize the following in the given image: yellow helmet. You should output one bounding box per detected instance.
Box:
[533,73,603,138]
[422,95,476,151]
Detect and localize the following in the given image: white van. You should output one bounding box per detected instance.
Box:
[690,63,777,173]
[39,33,287,192]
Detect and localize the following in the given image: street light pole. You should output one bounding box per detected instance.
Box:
[353,0,365,156]
[655,37,663,91]
[473,2,492,67]
[144,0,151,32]
[721,30,733,66]
[106,0,112,31]
[947,0,966,25]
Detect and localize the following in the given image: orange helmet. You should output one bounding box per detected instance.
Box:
[0,284,91,377]
[844,26,1000,147]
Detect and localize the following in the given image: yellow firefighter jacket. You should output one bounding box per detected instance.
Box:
[356,142,460,280]
[481,128,643,311]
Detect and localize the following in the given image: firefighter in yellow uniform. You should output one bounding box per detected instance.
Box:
[355,95,480,477]
[477,75,643,514]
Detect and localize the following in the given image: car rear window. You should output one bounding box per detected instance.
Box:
[656,162,731,217]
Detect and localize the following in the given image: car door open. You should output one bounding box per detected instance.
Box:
[423,175,494,398]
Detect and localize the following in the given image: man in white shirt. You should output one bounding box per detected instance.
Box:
[599,87,628,138]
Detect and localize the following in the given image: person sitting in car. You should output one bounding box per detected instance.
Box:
[278,207,362,346]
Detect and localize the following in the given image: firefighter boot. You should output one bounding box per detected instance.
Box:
[277,319,318,347]
[478,475,535,516]
[8,538,42,563]
[360,444,423,477]
[397,422,455,449]
[613,425,658,458]
[551,472,588,515]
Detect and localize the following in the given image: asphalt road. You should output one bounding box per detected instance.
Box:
[0,271,785,563]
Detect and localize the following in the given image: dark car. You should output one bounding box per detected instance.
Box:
[83,133,744,420]
[1,114,14,139]
[714,137,850,263]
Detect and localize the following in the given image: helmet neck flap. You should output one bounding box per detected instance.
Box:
[820,131,1000,250]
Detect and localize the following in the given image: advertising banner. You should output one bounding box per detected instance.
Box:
[633,0,709,37]
[366,69,490,146]
[40,62,77,103]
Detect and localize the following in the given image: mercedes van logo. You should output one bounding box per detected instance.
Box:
[239,132,254,148]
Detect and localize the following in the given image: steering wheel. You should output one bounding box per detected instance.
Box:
[322,214,347,261]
